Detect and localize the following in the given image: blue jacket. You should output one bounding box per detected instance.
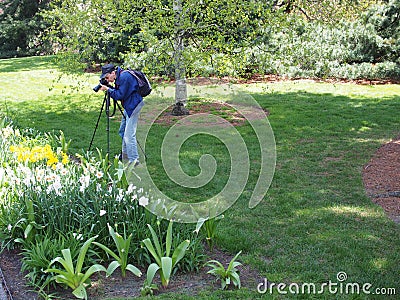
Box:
[107,67,143,117]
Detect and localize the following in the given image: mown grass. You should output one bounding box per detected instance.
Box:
[1,56,400,299]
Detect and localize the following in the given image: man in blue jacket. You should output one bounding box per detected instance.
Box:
[99,64,144,167]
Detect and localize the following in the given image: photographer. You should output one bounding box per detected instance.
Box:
[99,64,144,167]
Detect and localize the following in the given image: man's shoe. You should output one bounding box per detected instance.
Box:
[126,159,140,170]
[133,159,140,167]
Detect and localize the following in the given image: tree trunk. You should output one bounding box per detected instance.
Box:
[171,0,189,116]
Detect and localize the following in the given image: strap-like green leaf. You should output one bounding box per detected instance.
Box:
[230,271,241,288]
[161,257,172,287]
[194,217,207,234]
[142,238,161,266]
[231,261,242,269]
[44,268,68,276]
[172,239,190,266]
[80,264,106,284]
[53,274,75,289]
[72,283,87,299]
[146,263,160,284]
[126,264,142,277]
[24,223,32,239]
[205,260,224,269]
[227,250,242,272]
[76,236,98,273]
[207,267,226,277]
[93,241,120,262]
[106,261,120,277]
[147,224,163,258]
[60,249,74,275]
[166,221,173,257]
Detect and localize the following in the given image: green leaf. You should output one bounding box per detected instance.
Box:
[166,221,173,257]
[231,261,242,269]
[60,249,74,275]
[108,224,125,254]
[126,264,142,277]
[44,268,68,276]
[24,223,32,239]
[207,267,226,277]
[172,239,190,267]
[194,217,207,234]
[221,279,227,290]
[142,238,161,266]
[230,271,241,288]
[160,257,172,287]
[146,263,160,284]
[93,241,120,262]
[147,224,163,258]
[80,264,106,284]
[53,274,75,289]
[72,283,87,299]
[106,261,120,277]
[76,236,98,273]
[206,260,224,269]
[227,250,242,272]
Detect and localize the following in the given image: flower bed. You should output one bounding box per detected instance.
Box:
[0,118,213,299]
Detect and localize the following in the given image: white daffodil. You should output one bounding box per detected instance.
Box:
[95,171,104,179]
[126,184,136,195]
[138,196,149,207]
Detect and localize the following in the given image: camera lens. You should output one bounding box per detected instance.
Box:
[93,84,102,92]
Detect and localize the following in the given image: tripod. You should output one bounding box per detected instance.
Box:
[88,91,147,160]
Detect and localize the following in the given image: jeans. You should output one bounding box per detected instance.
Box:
[119,100,144,162]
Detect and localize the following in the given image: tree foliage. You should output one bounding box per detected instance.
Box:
[43,0,276,75]
[43,0,143,69]
[363,0,400,62]
[0,0,51,58]
[273,0,380,23]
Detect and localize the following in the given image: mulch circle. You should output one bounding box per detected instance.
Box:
[362,134,400,223]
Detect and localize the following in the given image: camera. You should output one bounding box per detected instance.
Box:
[93,78,111,92]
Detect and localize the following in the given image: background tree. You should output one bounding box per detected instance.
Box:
[44,0,275,113]
[0,0,51,58]
[44,0,143,71]
[126,0,274,114]
[363,0,400,63]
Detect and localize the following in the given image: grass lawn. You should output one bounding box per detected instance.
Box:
[1,56,399,298]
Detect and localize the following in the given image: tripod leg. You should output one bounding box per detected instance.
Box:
[137,139,147,160]
[88,95,106,152]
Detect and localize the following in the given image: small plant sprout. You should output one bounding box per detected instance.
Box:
[140,265,159,296]
[93,223,142,278]
[206,250,242,290]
